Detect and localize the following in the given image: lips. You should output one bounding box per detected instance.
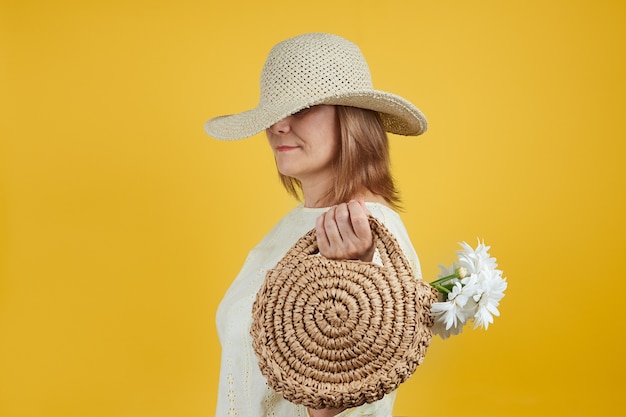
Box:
[276,145,299,152]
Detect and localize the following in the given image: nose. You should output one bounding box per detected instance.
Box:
[268,116,291,135]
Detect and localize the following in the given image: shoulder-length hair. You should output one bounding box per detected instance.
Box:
[278,105,401,209]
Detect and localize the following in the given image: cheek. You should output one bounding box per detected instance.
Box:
[329,137,340,158]
[318,135,340,166]
[326,127,341,158]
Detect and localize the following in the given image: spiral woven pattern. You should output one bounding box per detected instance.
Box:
[251,217,438,409]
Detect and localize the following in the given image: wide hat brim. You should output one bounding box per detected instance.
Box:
[204,90,428,140]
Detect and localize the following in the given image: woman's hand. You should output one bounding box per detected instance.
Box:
[315,200,374,262]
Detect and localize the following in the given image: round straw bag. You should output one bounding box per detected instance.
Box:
[251,216,438,409]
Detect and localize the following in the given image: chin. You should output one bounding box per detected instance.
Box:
[276,165,299,178]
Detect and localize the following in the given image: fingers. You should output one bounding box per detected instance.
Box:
[315,201,374,261]
[347,201,370,240]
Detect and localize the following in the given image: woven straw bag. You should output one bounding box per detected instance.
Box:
[251,216,438,409]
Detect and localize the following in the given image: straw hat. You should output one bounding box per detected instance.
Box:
[204,33,427,140]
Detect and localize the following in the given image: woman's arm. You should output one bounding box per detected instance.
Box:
[307,407,347,417]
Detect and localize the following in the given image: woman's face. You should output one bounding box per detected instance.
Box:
[265,105,340,186]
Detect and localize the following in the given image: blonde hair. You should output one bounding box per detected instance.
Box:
[278,105,401,209]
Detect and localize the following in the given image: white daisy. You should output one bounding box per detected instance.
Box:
[472,270,507,330]
[429,240,507,338]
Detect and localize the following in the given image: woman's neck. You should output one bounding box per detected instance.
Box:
[301,185,330,208]
[302,185,388,208]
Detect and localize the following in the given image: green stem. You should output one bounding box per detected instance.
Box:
[429,272,459,286]
[432,283,451,294]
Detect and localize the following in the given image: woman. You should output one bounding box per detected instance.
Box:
[204,33,428,417]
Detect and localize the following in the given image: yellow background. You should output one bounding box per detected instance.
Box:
[1,0,625,416]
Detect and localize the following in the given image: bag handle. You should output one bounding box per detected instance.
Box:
[287,215,413,276]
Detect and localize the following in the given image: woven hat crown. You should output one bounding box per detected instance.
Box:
[260,33,373,109]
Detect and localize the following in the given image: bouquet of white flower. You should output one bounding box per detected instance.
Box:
[429,240,507,339]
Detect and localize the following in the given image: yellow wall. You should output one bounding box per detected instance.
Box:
[1,1,625,416]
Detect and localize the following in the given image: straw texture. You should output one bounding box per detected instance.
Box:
[205,33,427,140]
[251,217,437,409]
